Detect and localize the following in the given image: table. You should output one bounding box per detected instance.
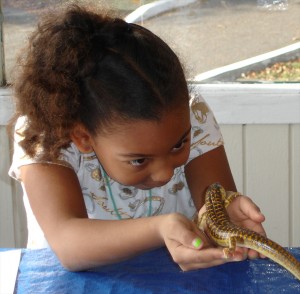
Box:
[5,247,300,293]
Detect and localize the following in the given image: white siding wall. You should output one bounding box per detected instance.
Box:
[1,85,299,248]
[221,124,300,246]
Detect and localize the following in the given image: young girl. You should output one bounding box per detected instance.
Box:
[9,3,265,271]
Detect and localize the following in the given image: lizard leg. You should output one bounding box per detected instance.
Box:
[223,236,237,259]
[197,212,207,231]
[224,191,242,208]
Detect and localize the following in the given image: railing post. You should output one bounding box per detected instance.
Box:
[0,0,6,86]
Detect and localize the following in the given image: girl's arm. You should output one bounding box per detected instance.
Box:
[21,163,162,270]
[185,145,236,211]
[20,163,203,271]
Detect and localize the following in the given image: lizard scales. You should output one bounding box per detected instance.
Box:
[201,182,300,280]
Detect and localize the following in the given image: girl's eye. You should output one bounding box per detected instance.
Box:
[129,158,146,166]
[172,139,188,152]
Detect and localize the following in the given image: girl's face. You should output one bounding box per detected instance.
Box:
[91,105,191,190]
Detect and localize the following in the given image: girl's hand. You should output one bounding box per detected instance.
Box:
[159,213,245,271]
[226,195,266,259]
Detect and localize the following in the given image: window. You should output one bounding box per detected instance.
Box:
[2,0,299,83]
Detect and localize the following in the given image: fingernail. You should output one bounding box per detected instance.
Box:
[192,238,202,249]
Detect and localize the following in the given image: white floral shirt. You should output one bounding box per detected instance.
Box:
[9,94,223,248]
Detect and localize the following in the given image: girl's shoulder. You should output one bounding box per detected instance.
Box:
[187,92,224,164]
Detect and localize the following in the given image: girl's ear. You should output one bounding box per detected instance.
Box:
[70,124,94,153]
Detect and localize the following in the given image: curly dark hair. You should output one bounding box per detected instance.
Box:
[10,3,189,161]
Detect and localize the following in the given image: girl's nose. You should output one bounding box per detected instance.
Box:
[150,160,174,184]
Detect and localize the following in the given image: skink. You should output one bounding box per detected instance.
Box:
[198,183,300,280]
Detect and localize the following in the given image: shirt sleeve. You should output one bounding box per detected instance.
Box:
[187,93,224,164]
[8,116,77,181]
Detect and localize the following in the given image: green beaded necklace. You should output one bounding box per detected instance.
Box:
[102,169,152,220]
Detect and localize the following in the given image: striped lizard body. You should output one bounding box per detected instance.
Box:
[198,182,300,280]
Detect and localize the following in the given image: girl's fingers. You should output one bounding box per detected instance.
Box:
[172,227,205,250]
[176,247,244,271]
[170,218,212,251]
[174,246,223,266]
[237,196,265,222]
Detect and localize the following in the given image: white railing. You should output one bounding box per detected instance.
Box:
[1,84,300,247]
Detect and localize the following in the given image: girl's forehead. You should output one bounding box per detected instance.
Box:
[103,104,189,134]
[95,105,190,152]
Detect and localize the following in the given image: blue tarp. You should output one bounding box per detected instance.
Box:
[13,247,300,293]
